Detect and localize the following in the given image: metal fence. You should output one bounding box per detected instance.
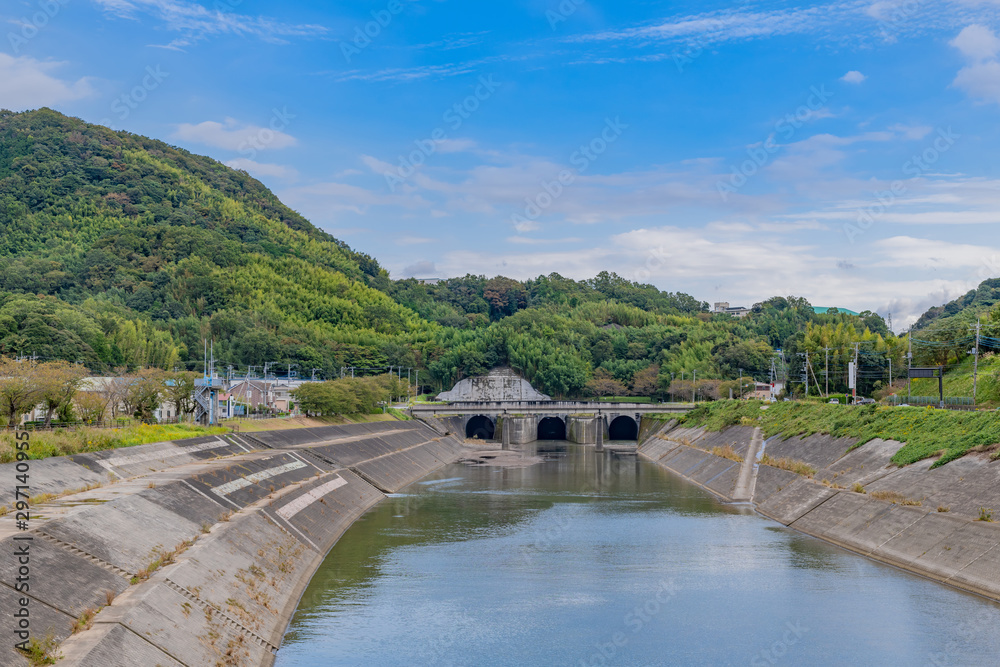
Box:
[885,396,976,409]
[15,417,190,431]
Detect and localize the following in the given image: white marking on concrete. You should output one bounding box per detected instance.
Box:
[211,461,307,497]
[228,436,251,453]
[277,476,348,520]
[263,509,321,551]
[288,451,324,473]
[180,480,229,509]
[98,440,228,472]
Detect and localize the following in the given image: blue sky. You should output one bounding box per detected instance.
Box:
[4,0,1000,329]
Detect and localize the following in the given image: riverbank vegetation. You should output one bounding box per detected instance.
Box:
[681,400,1000,468]
[0,422,227,462]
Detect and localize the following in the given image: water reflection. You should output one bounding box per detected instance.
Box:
[278,442,1000,667]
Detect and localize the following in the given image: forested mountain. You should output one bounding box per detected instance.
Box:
[0,109,901,398]
[0,108,423,373]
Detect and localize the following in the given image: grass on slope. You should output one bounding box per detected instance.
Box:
[1,411,408,461]
[0,423,228,462]
[906,353,1000,409]
[681,400,1000,468]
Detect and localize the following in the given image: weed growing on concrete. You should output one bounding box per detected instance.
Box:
[16,631,59,665]
[104,589,116,606]
[709,445,743,463]
[937,506,950,512]
[131,540,195,584]
[760,454,816,477]
[201,522,212,534]
[220,511,233,522]
[869,490,922,506]
[977,507,993,522]
[72,606,98,633]
[851,482,865,494]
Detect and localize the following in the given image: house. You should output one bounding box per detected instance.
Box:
[228,379,273,412]
[713,302,751,318]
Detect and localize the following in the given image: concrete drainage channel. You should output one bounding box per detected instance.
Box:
[637,421,1000,602]
[0,421,466,666]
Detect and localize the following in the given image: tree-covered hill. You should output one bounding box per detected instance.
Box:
[0,108,424,372]
[0,108,903,398]
[900,279,1000,401]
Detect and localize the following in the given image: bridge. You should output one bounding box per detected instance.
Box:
[410,401,693,447]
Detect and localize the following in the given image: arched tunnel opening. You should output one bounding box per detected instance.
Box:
[466,415,495,440]
[537,417,566,440]
[608,416,639,441]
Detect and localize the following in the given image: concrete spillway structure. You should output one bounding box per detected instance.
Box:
[637,420,1000,602]
[0,421,466,667]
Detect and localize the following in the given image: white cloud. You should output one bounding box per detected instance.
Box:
[225,158,298,180]
[950,25,1000,105]
[424,225,980,330]
[0,54,94,110]
[400,260,437,277]
[90,0,328,49]
[280,180,431,219]
[888,123,932,139]
[841,70,867,83]
[950,24,1000,61]
[872,236,1000,269]
[173,118,296,151]
[952,60,1000,104]
[437,138,478,154]
[507,236,584,245]
[395,235,433,246]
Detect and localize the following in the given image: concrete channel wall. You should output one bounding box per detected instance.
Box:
[638,422,1000,601]
[0,420,467,667]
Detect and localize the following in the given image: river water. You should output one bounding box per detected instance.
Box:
[276,443,1000,666]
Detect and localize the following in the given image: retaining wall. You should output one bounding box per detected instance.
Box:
[0,420,466,667]
[638,421,1000,601]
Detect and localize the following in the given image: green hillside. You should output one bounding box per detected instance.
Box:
[0,108,425,373]
[0,109,902,398]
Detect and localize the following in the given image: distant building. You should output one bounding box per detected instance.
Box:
[228,379,272,411]
[416,278,442,285]
[713,302,751,318]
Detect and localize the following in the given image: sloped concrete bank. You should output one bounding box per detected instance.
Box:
[0,421,466,666]
[638,421,1000,602]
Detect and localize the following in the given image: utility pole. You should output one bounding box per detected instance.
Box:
[803,352,809,398]
[824,348,830,397]
[738,368,743,400]
[692,369,697,403]
[853,343,860,404]
[973,317,982,404]
[907,329,913,403]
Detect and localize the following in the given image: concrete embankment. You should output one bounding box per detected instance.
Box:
[638,422,1000,601]
[0,420,466,666]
